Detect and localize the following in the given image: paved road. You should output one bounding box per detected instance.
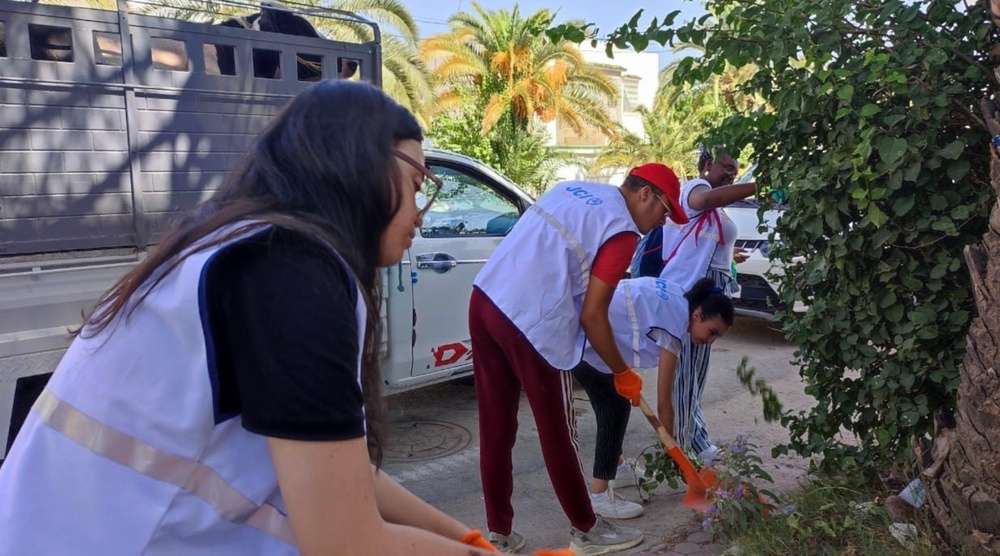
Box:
[382,316,811,553]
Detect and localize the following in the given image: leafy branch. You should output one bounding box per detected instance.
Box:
[735,357,783,423]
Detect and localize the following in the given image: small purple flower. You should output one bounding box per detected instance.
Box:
[707,503,718,515]
[714,487,730,500]
[727,434,749,455]
[734,485,745,499]
[701,517,714,530]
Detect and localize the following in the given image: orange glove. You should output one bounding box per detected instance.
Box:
[531,550,575,556]
[613,367,642,406]
[460,529,498,552]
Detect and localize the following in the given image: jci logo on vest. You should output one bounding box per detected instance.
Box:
[654,279,671,301]
[563,186,604,205]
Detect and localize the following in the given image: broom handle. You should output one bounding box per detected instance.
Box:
[637,394,678,450]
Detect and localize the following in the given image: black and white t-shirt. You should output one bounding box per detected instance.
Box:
[202,227,365,441]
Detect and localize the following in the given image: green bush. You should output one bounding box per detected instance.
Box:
[550,0,996,479]
[678,0,996,478]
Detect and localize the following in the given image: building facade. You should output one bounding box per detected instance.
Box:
[545,41,659,185]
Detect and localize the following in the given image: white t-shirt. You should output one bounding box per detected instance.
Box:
[659,179,737,289]
[709,209,738,272]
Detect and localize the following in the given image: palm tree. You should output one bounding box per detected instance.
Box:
[41,0,433,122]
[595,45,762,180]
[596,71,731,180]
[595,107,698,180]
[300,0,434,124]
[420,2,619,136]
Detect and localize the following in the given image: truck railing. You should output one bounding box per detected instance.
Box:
[0,0,385,462]
[0,0,381,257]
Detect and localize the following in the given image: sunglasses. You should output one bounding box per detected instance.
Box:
[395,150,443,217]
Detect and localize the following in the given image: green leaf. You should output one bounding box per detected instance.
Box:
[947,159,971,181]
[869,203,888,227]
[758,114,777,132]
[892,195,915,216]
[876,428,890,446]
[885,302,904,324]
[837,84,854,102]
[877,137,908,165]
[884,114,906,127]
[939,140,965,160]
[860,103,881,117]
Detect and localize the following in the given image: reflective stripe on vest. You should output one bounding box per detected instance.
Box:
[622,281,642,369]
[528,202,590,278]
[32,388,296,547]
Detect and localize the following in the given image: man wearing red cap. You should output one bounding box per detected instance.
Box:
[469,163,687,553]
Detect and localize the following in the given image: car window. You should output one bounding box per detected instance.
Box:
[736,163,756,184]
[419,165,520,237]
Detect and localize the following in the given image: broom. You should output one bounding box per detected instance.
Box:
[636,394,716,513]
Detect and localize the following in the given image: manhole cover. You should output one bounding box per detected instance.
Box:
[384,420,472,463]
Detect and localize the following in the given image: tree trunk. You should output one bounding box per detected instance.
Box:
[925,96,1000,554]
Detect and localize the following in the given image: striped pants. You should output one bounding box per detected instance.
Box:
[573,361,631,480]
[673,268,737,455]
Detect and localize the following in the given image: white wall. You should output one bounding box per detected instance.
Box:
[578,41,659,122]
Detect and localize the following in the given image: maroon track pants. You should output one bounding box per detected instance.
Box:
[469,288,597,534]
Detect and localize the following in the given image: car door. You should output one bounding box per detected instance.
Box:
[408,153,529,379]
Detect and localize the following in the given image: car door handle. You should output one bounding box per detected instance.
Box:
[416,253,458,272]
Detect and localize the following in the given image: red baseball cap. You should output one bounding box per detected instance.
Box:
[628,163,689,225]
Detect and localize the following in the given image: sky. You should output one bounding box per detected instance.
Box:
[401,0,709,68]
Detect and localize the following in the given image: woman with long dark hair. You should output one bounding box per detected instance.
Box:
[0,81,538,555]
[574,277,735,516]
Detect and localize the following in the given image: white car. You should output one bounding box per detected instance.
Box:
[722,163,806,320]
[724,199,789,320]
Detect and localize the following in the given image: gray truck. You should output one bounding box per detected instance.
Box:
[0,0,532,464]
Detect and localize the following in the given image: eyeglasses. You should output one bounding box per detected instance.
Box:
[395,150,443,217]
[653,191,671,216]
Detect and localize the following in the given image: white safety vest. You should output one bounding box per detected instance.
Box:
[659,179,737,289]
[582,277,690,373]
[0,224,364,555]
[474,182,639,370]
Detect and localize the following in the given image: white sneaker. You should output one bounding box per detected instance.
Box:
[570,515,644,554]
[609,461,633,488]
[698,445,720,464]
[590,486,644,519]
[609,460,646,488]
[488,530,526,553]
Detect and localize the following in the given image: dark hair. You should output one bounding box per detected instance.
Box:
[80,80,422,465]
[622,174,653,192]
[684,277,735,326]
[696,144,732,174]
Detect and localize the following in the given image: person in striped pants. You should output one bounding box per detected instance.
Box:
[634,146,755,461]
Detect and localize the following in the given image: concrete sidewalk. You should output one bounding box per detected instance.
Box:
[383,317,811,554]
